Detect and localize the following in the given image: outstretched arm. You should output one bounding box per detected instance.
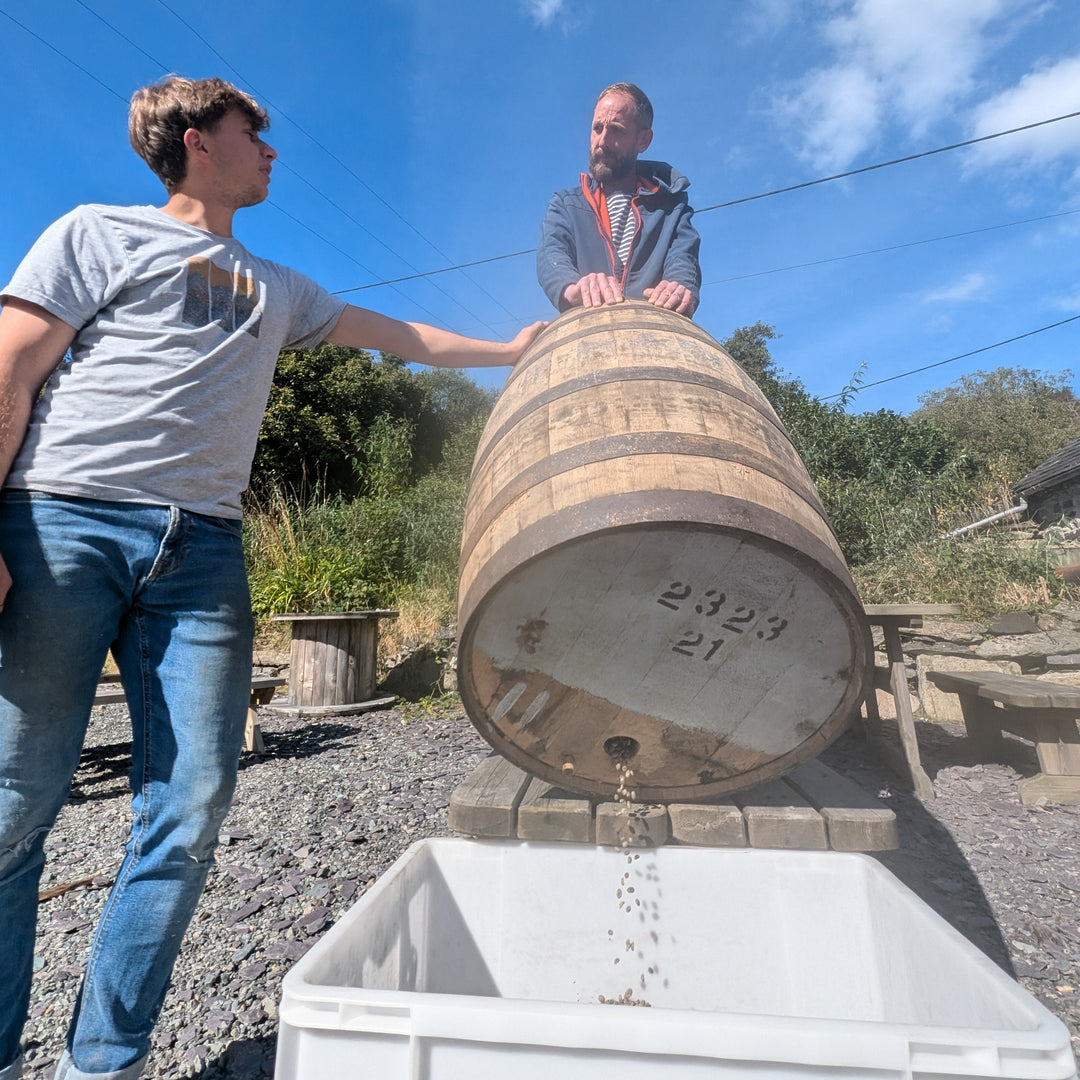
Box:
[323,304,546,367]
[0,297,78,607]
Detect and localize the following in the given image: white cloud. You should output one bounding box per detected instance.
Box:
[923,272,991,303]
[772,0,1041,170]
[521,0,590,33]
[774,64,882,171]
[1048,288,1080,313]
[967,56,1080,171]
[522,0,564,27]
[740,0,805,39]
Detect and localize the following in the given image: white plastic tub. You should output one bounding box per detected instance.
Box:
[275,839,1076,1080]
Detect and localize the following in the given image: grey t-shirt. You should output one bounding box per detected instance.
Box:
[1,204,346,518]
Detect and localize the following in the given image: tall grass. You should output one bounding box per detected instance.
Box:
[243,467,469,658]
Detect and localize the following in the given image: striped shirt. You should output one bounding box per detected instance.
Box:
[605,191,636,275]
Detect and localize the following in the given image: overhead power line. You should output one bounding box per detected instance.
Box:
[702,208,1080,287]
[333,108,1080,293]
[152,0,520,328]
[331,249,538,294]
[3,0,455,328]
[0,6,126,103]
[694,109,1080,214]
[822,314,1080,401]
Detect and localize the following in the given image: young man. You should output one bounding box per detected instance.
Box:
[536,82,701,317]
[0,76,543,1080]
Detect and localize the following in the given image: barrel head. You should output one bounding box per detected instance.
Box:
[458,523,866,801]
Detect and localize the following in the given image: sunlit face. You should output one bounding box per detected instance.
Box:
[588,91,652,186]
[199,108,277,208]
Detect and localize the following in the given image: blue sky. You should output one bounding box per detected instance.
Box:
[2,0,1079,414]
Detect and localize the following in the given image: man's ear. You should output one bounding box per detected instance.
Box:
[183,127,208,161]
[636,127,653,155]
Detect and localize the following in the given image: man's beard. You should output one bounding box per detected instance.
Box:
[590,146,636,185]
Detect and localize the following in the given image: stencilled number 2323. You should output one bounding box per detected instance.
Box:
[658,581,788,661]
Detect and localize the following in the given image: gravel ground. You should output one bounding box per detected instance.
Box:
[17,699,1080,1077]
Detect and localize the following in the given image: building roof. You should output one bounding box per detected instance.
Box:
[1013,435,1080,497]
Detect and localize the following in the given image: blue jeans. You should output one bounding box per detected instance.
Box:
[0,492,255,1078]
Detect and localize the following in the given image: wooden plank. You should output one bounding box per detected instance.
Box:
[266,695,396,718]
[785,758,883,809]
[250,677,286,706]
[735,779,828,850]
[594,803,670,848]
[93,677,285,709]
[667,801,746,847]
[881,622,935,800]
[928,669,1080,710]
[270,610,400,621]
[92,688,128,706]
[243,708,265,753]
[517,779,594,842]
[447,754,530,838]
[785,759,898,851]
[1018,773,1080,805]
[1024,710,1080,776]
[863,604,961,619]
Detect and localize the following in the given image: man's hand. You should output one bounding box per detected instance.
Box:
[643,280,695,315]
[563,273,624,309]
[507,321,547,364]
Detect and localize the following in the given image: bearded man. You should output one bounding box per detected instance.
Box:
[537,82,701,316]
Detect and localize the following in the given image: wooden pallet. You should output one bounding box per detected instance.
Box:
[449,755,898,851]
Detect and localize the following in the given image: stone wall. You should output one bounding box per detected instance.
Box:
[887,602,1080,722]
[1030,483,1080,526]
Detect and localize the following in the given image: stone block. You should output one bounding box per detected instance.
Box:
[974,629,1080,661]
[902,619,984,647]
[916,655,1021,722]
[987,611,1040,636]
[1035,670,1080,688]
[1046,653,1080,670]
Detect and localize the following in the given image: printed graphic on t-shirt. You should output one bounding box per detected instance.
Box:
[182,256,262,337]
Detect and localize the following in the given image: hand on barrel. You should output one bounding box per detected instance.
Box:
[564,272,624,309]
[643,280,696,315]
[507,320,549,362]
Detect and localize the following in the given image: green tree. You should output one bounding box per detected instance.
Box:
[250,345,494,500]
[911,367,1080,485]
[721,323,971,564]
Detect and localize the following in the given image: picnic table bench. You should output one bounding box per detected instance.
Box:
[862,603,962,801]
[926,668,1080,805]
[449,755,897,852]
[93,675,286,753]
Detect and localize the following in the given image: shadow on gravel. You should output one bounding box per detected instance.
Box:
[69,741,133,801]
[821,725,1016,975]
[237,717,377,771]
[187,1034,276,1079]
[72,717,372,792]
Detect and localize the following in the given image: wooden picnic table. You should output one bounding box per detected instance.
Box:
[927,669,1080,805]
[862,603,962,801]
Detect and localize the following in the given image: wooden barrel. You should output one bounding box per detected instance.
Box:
[457,302,869,802]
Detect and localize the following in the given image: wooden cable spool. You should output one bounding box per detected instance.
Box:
[457,302,870,802]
